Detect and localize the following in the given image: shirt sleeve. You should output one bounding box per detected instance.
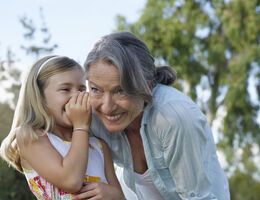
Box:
[151,100,218,199]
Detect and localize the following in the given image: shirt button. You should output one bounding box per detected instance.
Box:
[190,192,195,197]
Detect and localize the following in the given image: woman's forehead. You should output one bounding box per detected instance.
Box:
[88,65,122,90]
[88,61,120,79]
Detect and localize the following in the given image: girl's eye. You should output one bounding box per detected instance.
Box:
[60,88,70,92]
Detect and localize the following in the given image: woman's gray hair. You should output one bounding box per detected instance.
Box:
[84,31,176,103]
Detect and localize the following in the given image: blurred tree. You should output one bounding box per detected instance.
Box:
[116,0,260,199]
[0,7,57,200]
[0,47,19,140]
[0,159,35,200]
[0,51,34,200]
[229,169,260,199]
[0,48,21,108]
[20,7,58,59]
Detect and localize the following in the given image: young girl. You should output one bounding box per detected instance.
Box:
[0,56,124,200]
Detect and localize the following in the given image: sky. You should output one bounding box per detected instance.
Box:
[0,3,144,197]
[0,0,146,104]
[0,0,145,66]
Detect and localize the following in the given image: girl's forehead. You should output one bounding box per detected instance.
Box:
[47,69,85,85]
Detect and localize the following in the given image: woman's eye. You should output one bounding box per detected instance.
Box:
[115,88,127,95]
[90,87,103,98]
[114,88,128,99]
[90,87,99,93]
[79,88,86,92]
[115,89,123,94]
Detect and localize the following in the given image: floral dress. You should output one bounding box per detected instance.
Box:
[23,134,107,200]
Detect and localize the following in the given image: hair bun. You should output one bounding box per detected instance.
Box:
[155,66,177,85]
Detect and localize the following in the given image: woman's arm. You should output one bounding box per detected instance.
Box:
[17,92,91,193]
[154,101,220,199]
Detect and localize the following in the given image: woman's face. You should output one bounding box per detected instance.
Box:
[43,68,86,129]
[87,61,144,133]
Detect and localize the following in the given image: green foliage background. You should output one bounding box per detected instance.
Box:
[0,10,57,200]
[115,0,260,199]
[1,0,260,199]
[0,104,35,199]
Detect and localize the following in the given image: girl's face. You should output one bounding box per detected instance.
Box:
[87,61,144,133]
[43,68,86,129]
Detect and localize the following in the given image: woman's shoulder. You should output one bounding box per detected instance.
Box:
[153,84,195,105]
[145,87,205,137]
[150,85,203,121]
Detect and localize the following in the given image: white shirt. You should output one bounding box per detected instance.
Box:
[134,170,163,200]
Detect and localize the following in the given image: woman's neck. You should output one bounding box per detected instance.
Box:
[125,112,143,135]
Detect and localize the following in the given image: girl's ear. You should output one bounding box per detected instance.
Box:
[42,97,49,110]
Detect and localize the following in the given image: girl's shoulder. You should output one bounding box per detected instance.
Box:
[89,136,103,151]
[15,126,46,142]
[89,136,111,156]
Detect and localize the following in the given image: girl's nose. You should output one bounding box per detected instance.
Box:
[68,91,80,101]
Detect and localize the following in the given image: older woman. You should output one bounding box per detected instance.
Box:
[84,32,230,200]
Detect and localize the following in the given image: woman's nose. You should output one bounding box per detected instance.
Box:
[101,93,116,114]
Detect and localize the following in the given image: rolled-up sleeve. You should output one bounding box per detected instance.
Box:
[151,100,218,199]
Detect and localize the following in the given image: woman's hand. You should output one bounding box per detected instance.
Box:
[73,182,125,200]
[66,91,92,130]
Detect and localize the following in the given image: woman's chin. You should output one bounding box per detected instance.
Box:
[104,124,124,133]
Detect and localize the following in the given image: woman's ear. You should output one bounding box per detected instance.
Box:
[147,80,155,90]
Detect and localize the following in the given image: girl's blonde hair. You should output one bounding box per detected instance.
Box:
[0,55,83,172]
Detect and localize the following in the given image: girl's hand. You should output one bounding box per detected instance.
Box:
[65,92,92,130]
[73,182,125,200]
